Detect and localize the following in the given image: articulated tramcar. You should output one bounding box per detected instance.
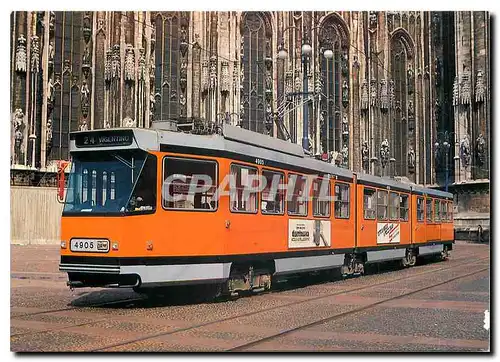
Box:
[59,123,454,295]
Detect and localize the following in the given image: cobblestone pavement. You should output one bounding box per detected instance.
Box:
[10,243,490,352]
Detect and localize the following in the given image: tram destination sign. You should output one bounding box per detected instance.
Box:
[74,130,134,148]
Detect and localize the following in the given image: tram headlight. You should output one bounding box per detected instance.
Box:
[112,242,119,251]
[60,240,67,249]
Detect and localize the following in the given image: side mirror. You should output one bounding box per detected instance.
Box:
[57,161,70,203]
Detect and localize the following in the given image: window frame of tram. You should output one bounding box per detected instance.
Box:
[426,198,433,223]
[400,194,409,221]
[363,187,377,220]
[162,156,218,212]
[230,163,259,214]
[260,169,285,215]
[334,182,350,219]
[377,190,389,221]
[389,191,400,221]
[313,177,331,218]
[417,196,425,222]
[434,199,441,222]
[287,173,308,217]
[63,151,157,215]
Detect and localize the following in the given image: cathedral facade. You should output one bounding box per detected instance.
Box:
[10,11,490,214]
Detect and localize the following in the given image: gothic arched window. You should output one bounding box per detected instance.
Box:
[154,13,180,120]
[49,11,82,162]
[319,18,349,156]
[390,31,414,178]
[240,12,273,134]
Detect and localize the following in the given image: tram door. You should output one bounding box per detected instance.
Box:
[412,195,426,245]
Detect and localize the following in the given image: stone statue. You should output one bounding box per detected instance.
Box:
[408,146,416,171]
[80,80,90,116]
[48,40,55,65]
[408,100,414,120]
[459,134,471,168]
[407,65,414,95]
[79,121,88,131]
[369,11,378,28]
[123,117,136,128]
[361,80,369,111]
[13,109,25,164]
[380,139,390,168]
[476,133,486,166]
[342,114,349,135]
[342,80,349,107]
[341,145,349,167]
[380,79,389,111]
[47,77,55,106]
[362,141,369,171]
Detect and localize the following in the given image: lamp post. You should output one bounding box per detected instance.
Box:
[277,26,333,152]
[434,130,454,192]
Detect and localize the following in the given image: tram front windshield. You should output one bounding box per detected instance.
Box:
[63,149,157,215]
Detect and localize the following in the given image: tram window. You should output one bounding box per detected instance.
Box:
[434,199,441,222]
[426,198,433,222]
[334,183,350,219]
[363,188,376,220]
[261,170,285,215]
[377,190,388,220]
[442,201,448,222]
[313,178,331,217]
[163,157,217,211]
[127,154,157,212]
[230,164,258,213]
[400,194,409,221]
[449,201,454,221]
[389,192,399,221]
[287,173,308,216]
[417,197,425,222]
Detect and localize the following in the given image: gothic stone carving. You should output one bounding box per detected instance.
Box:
[476,133,486,166]
[389,80,395,108]
[15,35,27,73]
[475,70,485,103]
[434,57,442,87]
[452,76,459,106]
[408,146,416,172]
[80,80,90,119]
[370,79,377,106]
[138,48,146,81]
[460,69,471,105]
[49,11,55,36]
[124,44,135,82]
[459,134,471,168]
[111,44,121,80]
[380,79,389,111]
[361,79,369,111]
[201,59,209,93]
[179,25,188,57]
[30,36,39,73]
[123,117,136,127]
[369,11,378,29]
[341,145,349,168]
[12,109,25,164]
[179,61,188,91]
[220,61,230,94]
[82,46,91,79]
[83,12,92,44]
[342,81,349,108]
[209,55,217,90]
[362,141,369,171]
[380,139,390,168]
[341,49,348,77]
[407,65,414,95]
[104,49,112,83]
[342,114,349,136]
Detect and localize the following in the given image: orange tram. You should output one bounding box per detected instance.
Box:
[59,123,454,296]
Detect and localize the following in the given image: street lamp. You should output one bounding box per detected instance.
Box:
[277,26,333,152]
[435,131,454,192]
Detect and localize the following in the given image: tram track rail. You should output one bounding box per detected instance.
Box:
[87,257,488,352]
[11,256,489,345]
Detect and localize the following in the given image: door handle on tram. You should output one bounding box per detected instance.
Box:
[225,220,231,229]
[361,225,364,230]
